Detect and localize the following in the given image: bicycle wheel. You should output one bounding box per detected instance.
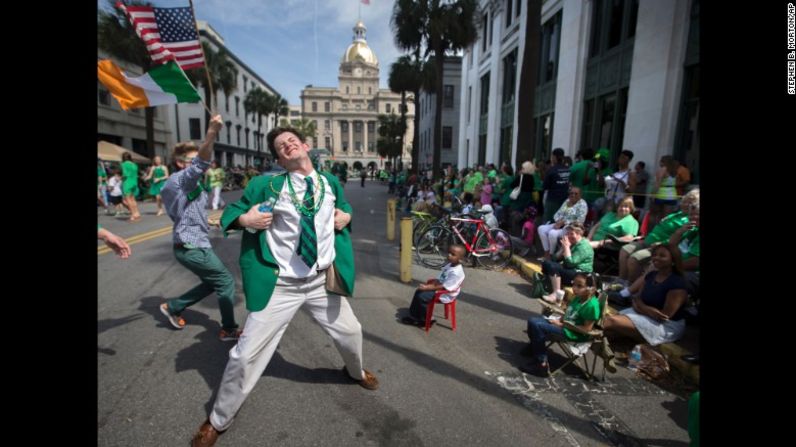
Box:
[474,228,513,270]
[415,226,453,268]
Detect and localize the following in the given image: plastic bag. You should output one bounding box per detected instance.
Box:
[637,344,670,379]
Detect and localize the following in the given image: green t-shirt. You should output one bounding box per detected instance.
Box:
[583,167,613,204]
[464,172,483,193]
[563,239,594,272]
[679,229,700,260]
[593,212,639,241]
[645,210,689,244]
[208,167,225,188]
[562,296,601,342]
[569,160,593,190]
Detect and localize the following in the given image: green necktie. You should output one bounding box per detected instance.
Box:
[297,177,318,268]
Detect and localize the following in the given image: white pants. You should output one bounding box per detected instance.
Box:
[212,185,225,210]
[538,223,566,254]
[209,271,365,431]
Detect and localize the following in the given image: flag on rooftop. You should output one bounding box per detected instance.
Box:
[116,2,205,70]
[97,59,201,110]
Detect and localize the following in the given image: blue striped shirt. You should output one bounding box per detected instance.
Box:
[161,157,212,248]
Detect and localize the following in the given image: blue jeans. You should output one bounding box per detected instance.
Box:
[409,289,437,321]
[527,316,567,364]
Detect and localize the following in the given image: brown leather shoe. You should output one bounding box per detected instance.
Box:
[344,367,379,391]
[191,419,220,447]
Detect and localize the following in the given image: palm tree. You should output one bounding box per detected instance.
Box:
[245,87,271,153]
[186,42,238,135]
[388,55,421,174]
[392,0,479,181]
[515,1,542,166]
[270,93,289,128]
[292,118,318,148]
[376,114,406,168]
[98,0,156,158]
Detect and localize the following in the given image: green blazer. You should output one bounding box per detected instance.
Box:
[220,171,355,312]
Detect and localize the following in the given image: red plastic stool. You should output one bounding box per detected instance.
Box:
[425,290,456,333]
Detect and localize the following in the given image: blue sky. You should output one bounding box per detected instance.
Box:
[100,0,406,105]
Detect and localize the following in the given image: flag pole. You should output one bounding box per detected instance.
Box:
[188,0,215,114]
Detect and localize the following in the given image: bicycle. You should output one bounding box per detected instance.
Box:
[415,214,513,270]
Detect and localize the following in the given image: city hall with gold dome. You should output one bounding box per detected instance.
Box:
[301,20,414,171]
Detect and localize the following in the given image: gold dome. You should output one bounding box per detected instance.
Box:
[343,42,378,65]
[341,20,378,66]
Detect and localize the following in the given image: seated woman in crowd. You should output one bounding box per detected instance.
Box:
[521,272,601,377]
[619,188,699,283]
[603,244,689,346]
[540,222,594,304]
[587,197,639,250]
[538,187,588,260]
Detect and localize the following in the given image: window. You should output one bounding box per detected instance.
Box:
[245,128,250,148]
[236,125,241,146]
[539,13,562,84]
[341,121,348,132]
[324,101,330,112]
[235,96,240,117]
[354,142,361,152]
[357,86,361,94]
[589,0,639,58]
[325,120,330,130]
[243,75,248,92]
[386,103,392,113]
[443,85,454,108]
[325,136,330,148]
[312,101,317,112]
[502,48,518,104]
[98,86,110,105]
[368,121,375,133]
[355,104,361,111]
[368,87,372,94]
[342,141,349,151]
[189,118,201,140]
[368,142,375,152]
[226,121,231,143]
[354,122,362,133]
[346,86,349,94]
[252,112,256,124]
[482,13,489,52]
[466,87,472,123]
[442,126,452,149]
[506,0,513,28]
[480,73,490,115]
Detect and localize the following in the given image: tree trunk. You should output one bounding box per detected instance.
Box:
[145,107,155,159]
[515,1,542,167]
[399,91,406,172]
[411,88,420,176]
[432,43,444,182]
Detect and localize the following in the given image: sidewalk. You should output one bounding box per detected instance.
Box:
[509,254,700,385]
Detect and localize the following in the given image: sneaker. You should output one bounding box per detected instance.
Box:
[160,303,185,330]
[219,328,243,341]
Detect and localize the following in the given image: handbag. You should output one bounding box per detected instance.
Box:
[509,174,523,200]
[325,262,349,296]
[530,271,551,298]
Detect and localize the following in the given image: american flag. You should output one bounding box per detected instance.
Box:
[116,2,205,70]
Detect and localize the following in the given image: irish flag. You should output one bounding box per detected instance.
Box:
[97,59,201,110]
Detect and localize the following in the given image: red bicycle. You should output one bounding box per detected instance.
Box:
[415,214,513,270]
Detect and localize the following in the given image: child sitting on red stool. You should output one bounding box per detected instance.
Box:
[401,245,466,326]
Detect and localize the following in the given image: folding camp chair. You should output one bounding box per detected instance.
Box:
[538,289,615,381]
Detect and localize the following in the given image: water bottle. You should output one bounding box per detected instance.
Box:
[246,197,276,233]
[628,344,642,371]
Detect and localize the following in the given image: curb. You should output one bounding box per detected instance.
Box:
[509,254,699,385]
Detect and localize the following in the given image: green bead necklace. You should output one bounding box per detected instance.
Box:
[271,172,326,217]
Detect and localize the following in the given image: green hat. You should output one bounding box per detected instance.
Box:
[595,148,611,161]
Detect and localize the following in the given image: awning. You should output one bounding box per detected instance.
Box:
[98,140,152,163]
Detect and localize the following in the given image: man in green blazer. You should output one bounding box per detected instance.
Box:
[191,127,379,447]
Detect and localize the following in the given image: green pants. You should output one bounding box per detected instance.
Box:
[688,391,699,446]
[168,246,238,330]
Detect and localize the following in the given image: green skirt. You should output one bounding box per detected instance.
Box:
[149,180,165,196]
